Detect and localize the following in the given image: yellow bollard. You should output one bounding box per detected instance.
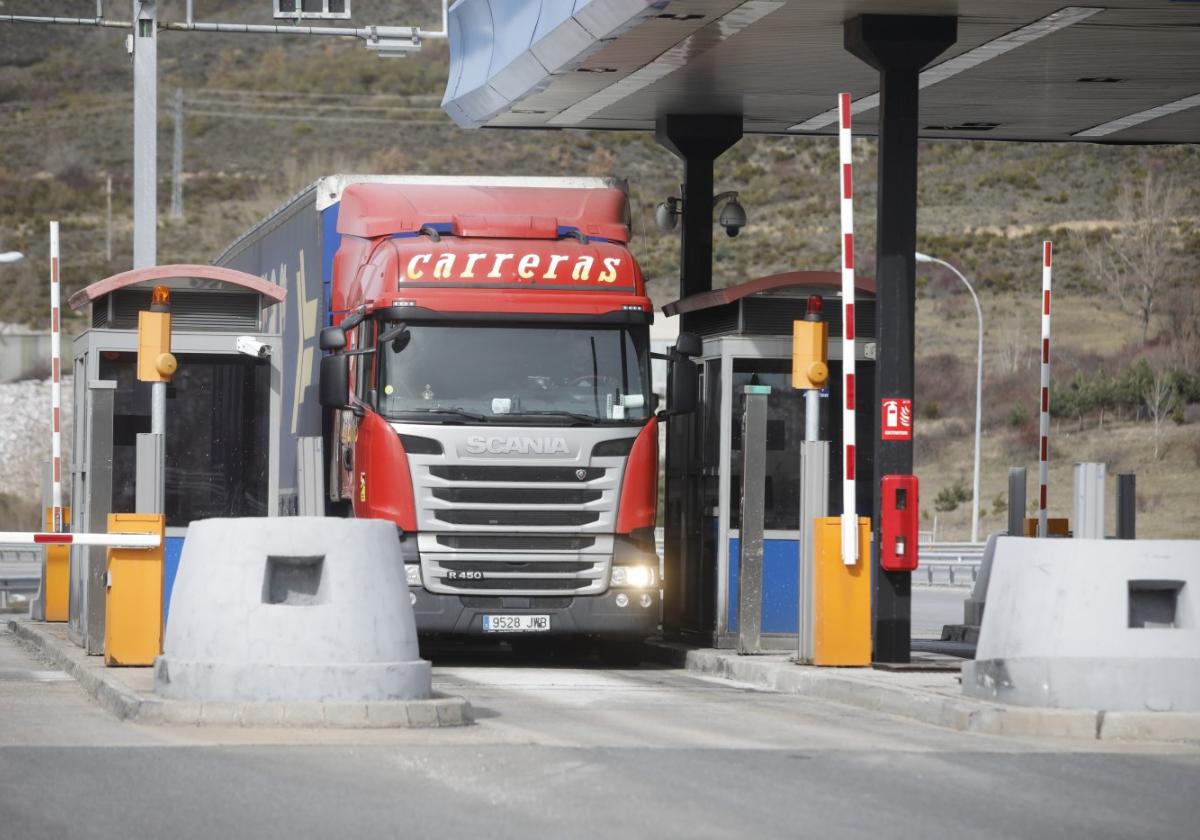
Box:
[43,506,71,622]
[104,513,165,666]
[813,516,872,667]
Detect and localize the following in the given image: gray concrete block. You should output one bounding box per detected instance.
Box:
[159,700,204,725]
[365,703,412,728]
[156,518,431,703]
[238,703,286,728]
[966,538,1200,711]
[324,703,369,728]
[1100,711,1200,743]
[198,703,242,726]
[436,699,468,727]
[282,703,326,727]
[407,701,440,728]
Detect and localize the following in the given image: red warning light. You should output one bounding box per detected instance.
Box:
[805,294,823,319]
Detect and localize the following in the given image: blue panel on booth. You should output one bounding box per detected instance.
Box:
[728,538,800,634]
[163,536,185,624]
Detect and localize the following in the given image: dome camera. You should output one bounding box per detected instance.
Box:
[717,194,747,238]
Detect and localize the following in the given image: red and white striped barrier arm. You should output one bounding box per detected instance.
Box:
[0,532,161,549]
[1038,240,1052,538]
[49,221,63,533]
[838,92,858,565]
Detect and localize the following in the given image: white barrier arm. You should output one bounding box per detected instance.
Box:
[0,532,161,549]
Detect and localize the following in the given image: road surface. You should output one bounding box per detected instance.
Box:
[1,626,1196,839]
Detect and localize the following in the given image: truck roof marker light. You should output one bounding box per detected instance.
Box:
[391,299,416,307]
[789,6,1104,131]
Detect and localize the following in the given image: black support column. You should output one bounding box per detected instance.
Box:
[655,114,743,302]
[845,15,956,663]
[655,113,741,642]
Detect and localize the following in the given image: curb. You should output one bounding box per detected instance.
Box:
[644,641,1200,744]
[7,618,472,729]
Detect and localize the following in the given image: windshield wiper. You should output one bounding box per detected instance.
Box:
[502,410,602,425]
[399,407,488,422]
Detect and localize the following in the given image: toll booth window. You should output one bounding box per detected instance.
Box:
[101,352,269,526]
[728,359,818,530]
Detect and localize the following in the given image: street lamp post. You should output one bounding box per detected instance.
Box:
[915,252,984,543]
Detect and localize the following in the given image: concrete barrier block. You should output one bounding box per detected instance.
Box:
[1100,711,1200,743]
[964,537,1200,711]
[407,701,441,728]
[156,517,431,703]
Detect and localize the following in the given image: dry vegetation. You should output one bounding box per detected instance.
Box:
[1,1,1197,536]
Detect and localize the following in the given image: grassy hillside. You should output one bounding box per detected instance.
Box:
[1,1,1197,537]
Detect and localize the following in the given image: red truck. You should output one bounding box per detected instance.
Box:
[218,176,697,657]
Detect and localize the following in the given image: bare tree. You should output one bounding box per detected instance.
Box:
[1088,173,1183,345]
[1163,280,1200,370]
[1142,368,1178,460]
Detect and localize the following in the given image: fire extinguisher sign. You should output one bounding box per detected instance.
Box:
[881,398,913,441]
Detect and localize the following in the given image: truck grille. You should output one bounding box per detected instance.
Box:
[436,535,596,551]
[434,510,600,527]
[431,487,602,505]
[429,465,606,482]
[408,426,629,596]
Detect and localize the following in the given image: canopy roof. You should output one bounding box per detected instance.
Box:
[442,0,1200,144]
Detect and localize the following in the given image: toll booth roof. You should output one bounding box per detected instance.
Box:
[662,271,875,340]
[68,265,286,333]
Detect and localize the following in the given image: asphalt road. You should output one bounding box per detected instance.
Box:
[1,627,1197,839]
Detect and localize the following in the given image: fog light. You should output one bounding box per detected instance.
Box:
[615,593,629,608]
[405,564,421,586]
[639,593,653,609]
[611,565,655,588]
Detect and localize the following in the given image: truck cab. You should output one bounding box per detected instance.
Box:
[312,179,687,644]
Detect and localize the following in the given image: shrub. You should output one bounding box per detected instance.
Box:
[934,479,972,512]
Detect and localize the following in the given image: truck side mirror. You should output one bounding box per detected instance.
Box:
[668,357,698,415]
[319,353,350,408]
[379,322,411,353]
[319,326,346,351]
[674,332,702,358]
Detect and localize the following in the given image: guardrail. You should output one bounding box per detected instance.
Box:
[919,542,985,586]
[0,547,41,607]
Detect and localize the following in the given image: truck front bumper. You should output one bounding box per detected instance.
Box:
[411,588,659,638]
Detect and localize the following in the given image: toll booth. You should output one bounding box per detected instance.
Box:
[65,266,285,653]
[662,272,877,648]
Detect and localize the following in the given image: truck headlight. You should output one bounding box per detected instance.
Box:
[405,564,421,586]
[611,565,655,588]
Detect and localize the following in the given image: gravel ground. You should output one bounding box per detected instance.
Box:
[0,377,71,503]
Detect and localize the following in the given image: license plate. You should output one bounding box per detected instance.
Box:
[482,614,551,633]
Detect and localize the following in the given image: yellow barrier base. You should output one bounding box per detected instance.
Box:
[104,513,165,667]
[43,507,71,622]
[813,516,872,667]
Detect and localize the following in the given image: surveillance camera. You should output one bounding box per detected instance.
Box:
[236,336,271,359]
[655,197,680,232]
[717,195,747,237]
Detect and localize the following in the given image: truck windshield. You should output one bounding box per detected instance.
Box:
[378,323,651,424]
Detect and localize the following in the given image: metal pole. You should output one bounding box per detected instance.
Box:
[805,390,819,442]
[131,1,157,268]
[836,92,858,565]
[797,440,829,664]
[738,385,769,655]
[105,175,113,262]
[1038,242,1053,538]
[1007,467,1026,536]
[918,255,983,542]
[151,381,166,435]
[49,222,63,533]
[1116,473,1136,540]
[170,87,183,220]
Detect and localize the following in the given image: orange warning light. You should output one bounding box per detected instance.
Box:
[151,285,171,309]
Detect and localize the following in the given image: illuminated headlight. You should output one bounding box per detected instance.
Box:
[611,565,656,588]
[405,564,421,586]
